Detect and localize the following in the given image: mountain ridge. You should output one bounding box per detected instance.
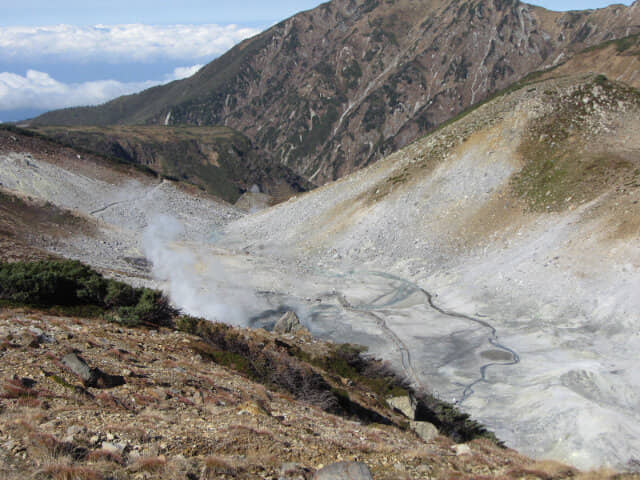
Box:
[30,0,640,184]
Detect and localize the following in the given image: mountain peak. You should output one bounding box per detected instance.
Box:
[31,0,640,185]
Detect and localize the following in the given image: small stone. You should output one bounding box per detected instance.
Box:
[452,444,472,456]
[62,353,95,385]
[61,353,125,389]
[101,441,126,454]
[29,327,55,344]
[313,461,373,480]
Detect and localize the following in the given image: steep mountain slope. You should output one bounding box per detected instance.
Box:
[27,125,312,203]
[538,32,640,88]
[0,127,241,277]
[31,0,640,184]
[213,73,640,470]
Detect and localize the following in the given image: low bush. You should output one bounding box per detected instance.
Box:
[0,260,175,327]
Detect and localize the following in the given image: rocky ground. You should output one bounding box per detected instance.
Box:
[1,306,634,480]
[213,74,640,471]
[2,73,640,475]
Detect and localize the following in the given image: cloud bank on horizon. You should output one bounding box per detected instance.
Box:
[0,24,260,63]
[0,65,203,112]
[0,23,261,121]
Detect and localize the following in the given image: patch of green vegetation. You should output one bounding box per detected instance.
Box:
[415,392,501,444]
[362,91,386,133]
[511,78,639,211]
[291,342,410,400]
[342,60,362,89]
[388,172,409,185]
[360,0,379,14]
[580,33,640,58]
[314,60,334,77]
[48,374,76,390]
[0,260,175,327]
[615,34,640,53]
[287,104,339,161]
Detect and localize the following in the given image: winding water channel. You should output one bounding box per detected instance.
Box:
[324,270,520,404]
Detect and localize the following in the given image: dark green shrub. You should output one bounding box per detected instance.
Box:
[114,289,174,327]
[0,260,175,327]
[104,281,137,308]
[0,260,106,306]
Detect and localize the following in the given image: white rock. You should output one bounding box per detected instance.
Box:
[452,444,472,456]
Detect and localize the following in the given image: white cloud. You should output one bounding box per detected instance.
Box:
[0,24,261,63]
[171,64,204,80]
[0,65,203,111]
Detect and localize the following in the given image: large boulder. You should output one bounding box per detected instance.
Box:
[387,395,416,419]
[411,421,439,442]
[313,462,373,480]
[274,311,306,335]
[62,353,125,389]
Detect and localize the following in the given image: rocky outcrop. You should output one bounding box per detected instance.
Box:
[62,353,125,389]
[274,311,307,335]
[31,0,640,185]
[25,125,313,204]
[388,395,440,442]
[387,395,416,419]
[313,462,373,480]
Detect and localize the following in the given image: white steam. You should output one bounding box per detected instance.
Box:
[142,214,264,325]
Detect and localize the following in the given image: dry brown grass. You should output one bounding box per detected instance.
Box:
[36,464,103,480]
[512,460,577,479]
[86,449,124,465]
[130,455,167,473]
[574,469,622,480]
[200,455,240,478]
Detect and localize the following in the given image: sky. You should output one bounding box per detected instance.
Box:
[0,0,635,122]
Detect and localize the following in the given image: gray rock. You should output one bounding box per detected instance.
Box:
[62,353,125,389]
[313,462,373,480]
[62,353,95,385]
[101,441,127,454]
[410,421,439,442]
[274,311,306,334]
[29,327,55,344]
[387,395,416,419]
